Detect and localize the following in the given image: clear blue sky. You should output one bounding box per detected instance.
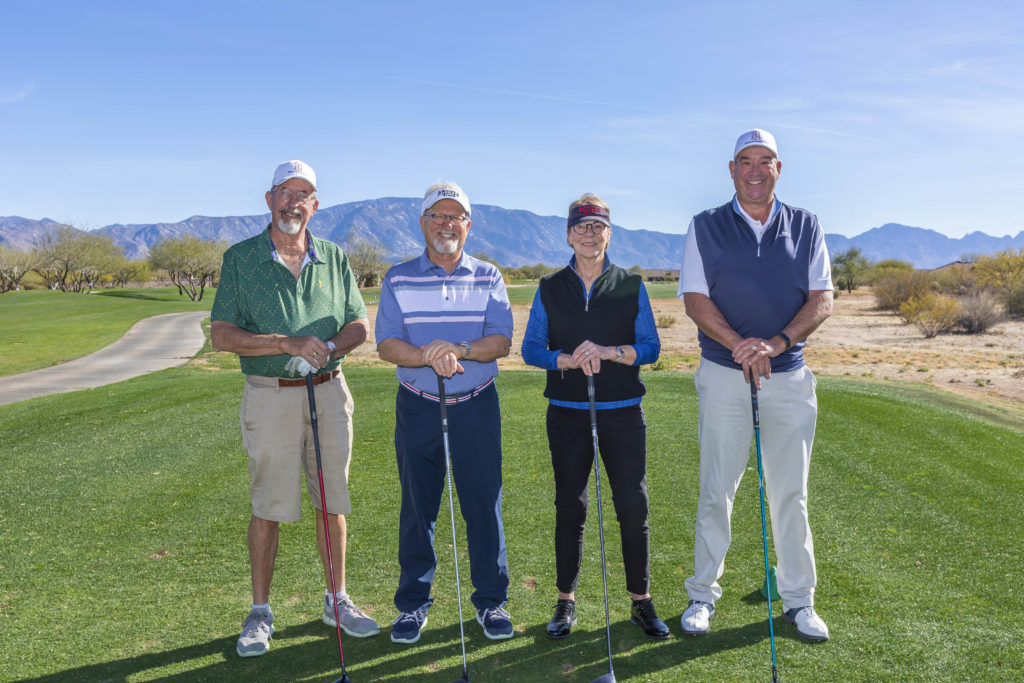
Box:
[3,1,1022,238]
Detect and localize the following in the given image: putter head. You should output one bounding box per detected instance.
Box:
[590,674,616,683]
[331,676,350,683]
[452,676,470,683]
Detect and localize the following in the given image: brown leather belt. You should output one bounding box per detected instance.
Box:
[277,369,339,388]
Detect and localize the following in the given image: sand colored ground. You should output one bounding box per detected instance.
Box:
[347,288,1024,407]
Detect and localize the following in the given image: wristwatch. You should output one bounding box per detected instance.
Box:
[458,341,472,359]
[326,340,337,358]
[615,346,625,362]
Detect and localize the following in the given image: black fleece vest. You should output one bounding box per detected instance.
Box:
[539,264,646,402]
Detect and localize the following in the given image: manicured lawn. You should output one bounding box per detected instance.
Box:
[1,364,1021,681]
[0,288,213,377]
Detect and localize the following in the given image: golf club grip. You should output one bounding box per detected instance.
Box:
[436,373,448,426]
[750,380,760,430]
[306,374,320,455]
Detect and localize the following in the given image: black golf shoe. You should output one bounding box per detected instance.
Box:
[631,598,670,639]
[546,599,577,639]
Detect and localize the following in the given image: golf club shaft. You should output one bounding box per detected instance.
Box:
[307,373,348,678]
[436,374,470,681]
[750,381,779,682]
[587,374,615,680]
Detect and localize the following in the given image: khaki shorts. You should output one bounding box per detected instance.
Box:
[240,372,354,522]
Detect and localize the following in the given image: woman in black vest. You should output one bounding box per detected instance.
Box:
[521,193,668,640]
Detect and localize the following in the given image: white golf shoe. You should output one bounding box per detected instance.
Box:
[783,605,830,641]
[680,600,714,635]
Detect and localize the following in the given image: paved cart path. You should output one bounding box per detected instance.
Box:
[0,311,209,406]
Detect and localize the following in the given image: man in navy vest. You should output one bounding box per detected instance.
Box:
[677,129,834,641]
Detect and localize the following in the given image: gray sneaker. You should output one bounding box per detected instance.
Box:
[236,609,274,657]
[323,595,380,637]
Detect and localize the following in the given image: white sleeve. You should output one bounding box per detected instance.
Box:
[678,218,709,297]
[809,224,833,291]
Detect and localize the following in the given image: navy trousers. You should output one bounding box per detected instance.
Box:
[394,383,509,613]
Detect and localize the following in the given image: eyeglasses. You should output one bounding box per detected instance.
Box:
[273,188,317,205]
[571,221,608,235]
[424,213,469,225]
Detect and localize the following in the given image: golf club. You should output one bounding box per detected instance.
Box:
[436,373,471,683]
[750,380,780,683]
[587,374,617,683]
[306,372,352,683]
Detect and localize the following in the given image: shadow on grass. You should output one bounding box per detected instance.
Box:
[12,613,802,682]
[94,290,191,302]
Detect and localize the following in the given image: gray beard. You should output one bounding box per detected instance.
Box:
[277,216,302,235]
[432,237,459,255]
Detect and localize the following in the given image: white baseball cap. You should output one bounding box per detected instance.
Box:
[422,184,471,217]
[733,129,779,159]
[272,160,317,190]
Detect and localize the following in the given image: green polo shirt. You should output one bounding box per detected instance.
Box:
[211,226,367,377]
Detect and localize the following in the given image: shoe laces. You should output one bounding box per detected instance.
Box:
[635,599,659,621]
[242,612,271,636]
[332,596,369,618]
[553,600,575,620]
[393,608,426,627]
[687,600,711,615]
[482,606,510,622]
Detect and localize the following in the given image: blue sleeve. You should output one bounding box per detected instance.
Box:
[482,268,514,339]
[521,288,560,370]
[373,271,405,344]
[632,284,661,366]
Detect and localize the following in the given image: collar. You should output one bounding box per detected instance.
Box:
[417,249,471,274]
[569,253,611,274]
[731,196,780,229]
[262,225,322,264]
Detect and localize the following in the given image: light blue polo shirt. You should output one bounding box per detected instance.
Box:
[375,250,513,395]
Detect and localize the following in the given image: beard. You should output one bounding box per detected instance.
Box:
[276,213,302,235]
[432,236,459,255]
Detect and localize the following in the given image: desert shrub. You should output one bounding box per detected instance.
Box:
[866,259,914,286]
[874,270,933,311]
[1004,282,1024,319]
[932,265,976,296]
[958,291,1003,333]
[900,294,961,338]
[972,248,1024,291]
[656,314,676,328]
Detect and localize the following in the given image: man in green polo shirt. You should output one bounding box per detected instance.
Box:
[211,160,379,658]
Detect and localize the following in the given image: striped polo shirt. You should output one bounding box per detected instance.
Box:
[375,250,514,394]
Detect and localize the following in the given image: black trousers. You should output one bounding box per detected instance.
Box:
[546,403,650,596]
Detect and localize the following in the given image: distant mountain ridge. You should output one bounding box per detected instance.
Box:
[2,199,1022,269]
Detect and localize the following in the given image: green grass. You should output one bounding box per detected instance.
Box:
[1,363,1021,681]
[0,288,213,377]
[0,282,677,379]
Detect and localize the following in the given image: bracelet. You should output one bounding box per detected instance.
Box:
[778,332,792,350]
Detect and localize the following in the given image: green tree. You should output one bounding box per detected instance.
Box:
[866,259,914,286]
[0,245,38,293]
[109,256,153,288]
[831,247,870,293]
[32,225,122,292]
[972,248,1024,291]
[344,234,389,288]
[148,236,226,301]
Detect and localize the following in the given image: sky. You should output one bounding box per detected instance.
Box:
[3,0,1023,238]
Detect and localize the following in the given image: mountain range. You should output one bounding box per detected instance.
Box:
[2,198,1022,269]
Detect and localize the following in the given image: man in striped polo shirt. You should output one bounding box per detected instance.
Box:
[375,181,515,644]
[677,130,834,642]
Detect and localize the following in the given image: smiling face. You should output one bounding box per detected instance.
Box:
[729,145,781,216]
[265,178,318,236]
[420,198,471,260]
[567,218,611,262]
